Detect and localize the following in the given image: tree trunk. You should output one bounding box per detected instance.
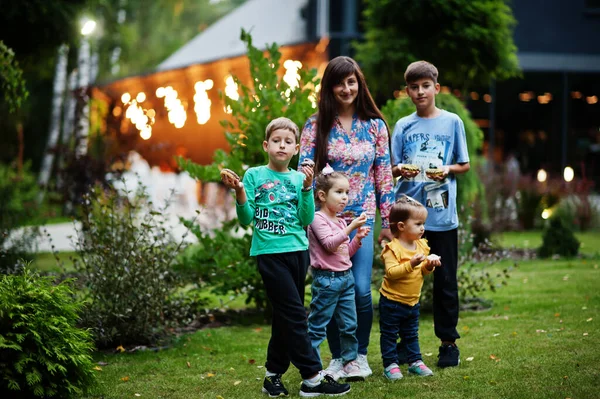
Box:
[37,44,69,203]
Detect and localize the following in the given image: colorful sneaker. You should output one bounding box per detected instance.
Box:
[437,343,460,368]
[299,374,351,397]
[383,363,403,380]
[356,354,373,377]
[262,374,289,397]
[324,358,344,378]
[337,360,365,381]
[408,360,434,376]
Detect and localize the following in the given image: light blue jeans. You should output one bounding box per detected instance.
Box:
[326,228,374,357]
[308,269,358,365]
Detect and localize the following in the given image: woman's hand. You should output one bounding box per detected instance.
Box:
[378,228,394,245]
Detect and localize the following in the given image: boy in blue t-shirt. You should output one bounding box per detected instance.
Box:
[390,61,470,368]
[220,117,351,397]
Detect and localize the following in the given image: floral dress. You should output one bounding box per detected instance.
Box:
[299,114,394,229]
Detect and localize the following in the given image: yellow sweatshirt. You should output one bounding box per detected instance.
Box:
[379,238,434,306]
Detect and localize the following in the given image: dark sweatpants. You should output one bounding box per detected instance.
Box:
[423,229,461,342]
[256,250,322,379]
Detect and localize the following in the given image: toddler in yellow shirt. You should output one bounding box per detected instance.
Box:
[379,195,441,380]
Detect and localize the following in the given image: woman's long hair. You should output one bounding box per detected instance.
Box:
[314,56,389,173]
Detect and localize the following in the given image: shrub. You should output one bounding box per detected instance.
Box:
[538,217,580,258]
[176,219,266,310]
[0,161,40,273]
[72,181,192,347]
[0,268,95,397]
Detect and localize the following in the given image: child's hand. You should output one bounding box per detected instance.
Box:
[349,212,368,230]
[426,166,450,181]
[410,253,426,267]
[220,169,243,190]
[427,254,442,267]
[356,226,371,240]
[301,164,314,190]
[398,164,420,179]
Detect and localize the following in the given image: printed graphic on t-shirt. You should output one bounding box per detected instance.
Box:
[401,132,451,183]
[424,182,449,210]
[253,178,298,235]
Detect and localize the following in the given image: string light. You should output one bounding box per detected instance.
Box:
[156,86,186,128]
[193,79,213,125]
[224,75,239,114]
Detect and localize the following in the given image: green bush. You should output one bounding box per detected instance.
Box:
[0,162,40,273]
[72,182,191,347]
[176,219,266,310]
[538,217,580,258]
[0,268,95,397]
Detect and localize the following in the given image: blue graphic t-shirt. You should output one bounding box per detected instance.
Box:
[236,165,315,256]
[391,110,469,231]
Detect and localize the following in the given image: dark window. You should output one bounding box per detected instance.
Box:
[585,0,600,14]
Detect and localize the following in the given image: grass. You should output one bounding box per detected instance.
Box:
[84,257,600,399]
[493,230,600,257]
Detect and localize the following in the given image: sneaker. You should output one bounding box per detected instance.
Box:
[437,343,460,368]
[383,363,403,380]
[356,354,373,377]
[408,360,434,376]
[337,360,365,381]
[300,374,351,397]
[396,341,408,365]
[324,358,344,378]
[262,374,289,397]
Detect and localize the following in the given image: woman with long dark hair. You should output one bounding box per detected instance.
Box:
[299,56,394,379]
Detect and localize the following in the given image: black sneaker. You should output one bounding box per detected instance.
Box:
[262,374,289,397]
[396,340,408,365]
[300,374,351,397]
[437,343,460,368]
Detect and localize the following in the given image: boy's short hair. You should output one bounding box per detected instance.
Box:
[265,117,300,142]
[389,195,427,235]
[404,61,439,85]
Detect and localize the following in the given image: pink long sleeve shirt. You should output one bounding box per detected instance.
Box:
[308,211,362,272]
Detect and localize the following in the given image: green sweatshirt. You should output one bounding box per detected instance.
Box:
[236,165,315,256]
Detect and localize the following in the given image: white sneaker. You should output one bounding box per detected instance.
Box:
[337,360,365,381]
[324,358,344,380]
[356,354,373,377]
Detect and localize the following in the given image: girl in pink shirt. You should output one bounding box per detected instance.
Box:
[307,165,371,381]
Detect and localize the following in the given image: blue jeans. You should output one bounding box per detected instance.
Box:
[326,228,374,357]
[379,294,422,368]
[308,269,358,365]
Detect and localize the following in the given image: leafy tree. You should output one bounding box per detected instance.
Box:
[0,42,29,114]
[354,0,520,97]
[89,0,246,81]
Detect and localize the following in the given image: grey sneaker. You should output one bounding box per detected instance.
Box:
[337,360,365,381]
[324,358,344,379]
[383,363,403,380]
[408,360,434,376]
[356,354,373,377]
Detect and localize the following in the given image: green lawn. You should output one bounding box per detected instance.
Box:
[493,230,600,257]
[85,257,600,399]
